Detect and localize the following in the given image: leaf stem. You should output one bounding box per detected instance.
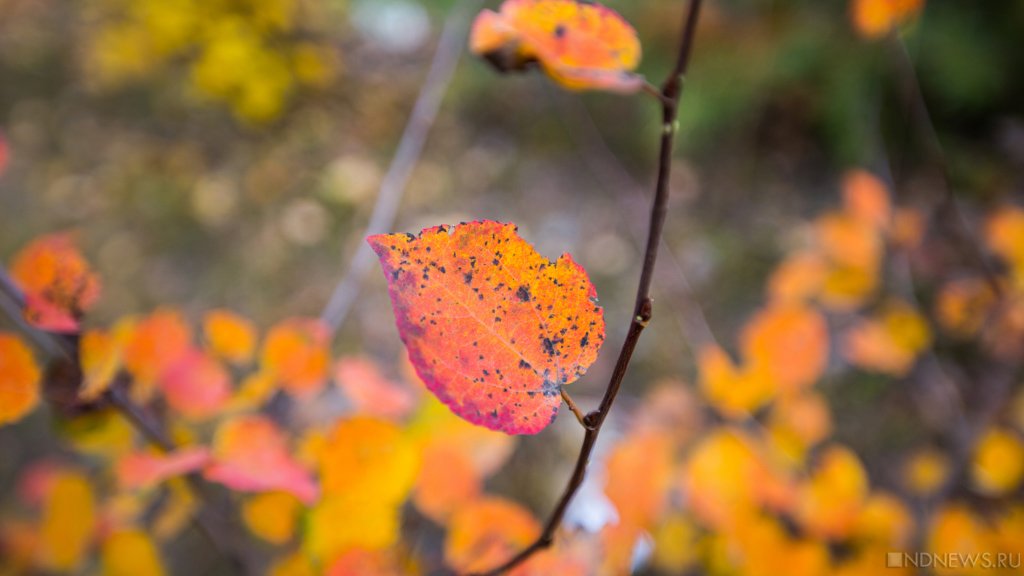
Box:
[559,388,587,428]
[467,1,703,573]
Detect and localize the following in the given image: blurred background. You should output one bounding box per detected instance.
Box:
[1,0,1023,574]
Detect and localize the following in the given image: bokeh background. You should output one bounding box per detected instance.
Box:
[2,0,1023,574]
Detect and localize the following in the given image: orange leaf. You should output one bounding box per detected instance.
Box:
[318,416,418,505]
[368,221,605,434]
[9,232,100,332]
[841,170,891,230]
[604,430,674,529]
[158,349,231,419]
[115,448,211,490]
[740,303,829,393]
[205,415,318,504]
[203,309,257,364]
[445,497,540,573]
[795,446,868,539]
[334,356,416,420]
[413,441,482,524]
[842,300,930,376]
[0,332,42,426]
[470,0,644,93]
[123,309,192,389]
[851,0,924,39]
[261,318,330,397]
[325,549,404,576]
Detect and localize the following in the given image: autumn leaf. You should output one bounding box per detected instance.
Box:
[158,349,231,419]
[334,356,416,420]
[0,332,42,426]
[100,529,166,576]
[261,318,330,397]
[445,497,540,573]
[368,221,605,435]
[205,415,318,504]
[851,0,924,39]
[203,309,258,365]
[902,448,950,497]
[115,448,211,490]
[970,428,1024,496]
[842,300,930,376]
[795,446,868,539]
[38,470,96,571]
[122,309,192,390]
[242,492,301,545]
[318,416,418,505]
[470,0,644,93]
[9,232,100,332]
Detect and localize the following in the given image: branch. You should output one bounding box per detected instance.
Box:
[469,1,704,573]
[320,0,482,333]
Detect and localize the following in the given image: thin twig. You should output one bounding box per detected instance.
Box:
[559,389,586,427]
[468,1,704,573]
[887,33,1003,298]
[320,0,482,333]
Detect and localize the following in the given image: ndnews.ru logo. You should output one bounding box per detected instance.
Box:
[887,552,1022,570]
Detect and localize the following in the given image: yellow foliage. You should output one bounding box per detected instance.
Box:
[306,494,400,562]
[101,530,166,576]
[796,446,868,539]
[319,416,419,505]
[242,492,300,545]
[903,448,951,497]
[970,427,1024,496]
[38,471,96,571]
[843,300,931,376]
[203,309,257,364]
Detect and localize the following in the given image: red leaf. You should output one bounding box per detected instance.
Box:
[368,221,604,435]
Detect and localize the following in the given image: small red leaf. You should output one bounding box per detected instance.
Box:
[368,221,605,435]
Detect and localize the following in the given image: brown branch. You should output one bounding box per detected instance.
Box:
[320,0,483,333]
[559,389,586,427]
[467,1,704,573]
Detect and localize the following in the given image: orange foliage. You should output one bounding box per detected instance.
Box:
[158,349,231,419]
[413,441,482,523]
[203,309,257,365]
[334,356,416,420]
[796,446,869,539]
[0,332,41,426]
[368,221,605,434]
[115,448,211,490]
[851,0,924,39]
[205,415,318,504]
[318,416,418,505]
[444,497,540,573]
[842,170,892,229]
[604,430,674,529]
[122,309,192,389]
[9,232,100,332]
[741,303,829,393]
[842,300,930,376]
[100,529,166,576]
[470,0,644,93]
[261,318,330,397]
